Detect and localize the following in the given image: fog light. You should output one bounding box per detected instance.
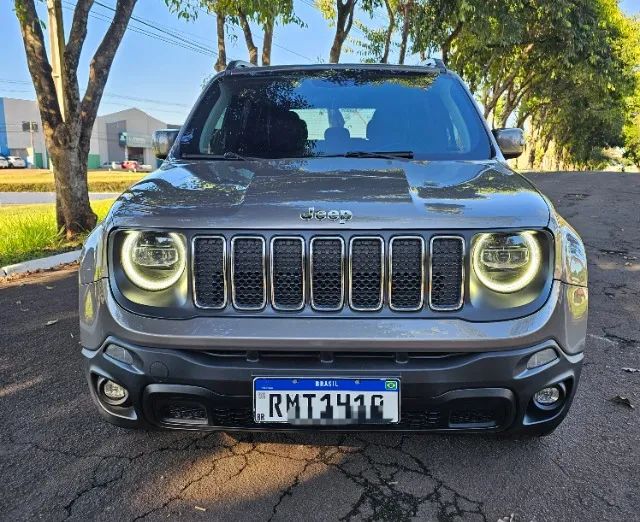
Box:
[534,386,561,406]
[526,348,558,369]
[101,379,128,404]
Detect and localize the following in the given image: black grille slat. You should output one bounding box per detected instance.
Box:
[310,238,344,310]
[390,237,424,311]
[232,237,266,310]
[193,237,226,309]
[350,238,383,311]
[271,238,304,310]
[429,237,464,310]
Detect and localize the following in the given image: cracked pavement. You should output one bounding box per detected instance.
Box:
[1,172,639,521]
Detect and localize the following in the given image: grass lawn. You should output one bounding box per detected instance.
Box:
[0,169,145,192]
[0,199,114,267]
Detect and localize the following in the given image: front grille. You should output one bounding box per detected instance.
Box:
[389,237,424,311]
[193,236,226,309]
[192,233,465,313]
[231,237,266,310]
[349,237,384,311]
[429,236,464,310]
[310,237,345,310]
[270,237,305,310]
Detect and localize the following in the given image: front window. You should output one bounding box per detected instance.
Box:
[180,69,492,161]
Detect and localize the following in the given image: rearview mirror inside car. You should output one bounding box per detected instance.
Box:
[492,128,525,159]
[152,129,180,160]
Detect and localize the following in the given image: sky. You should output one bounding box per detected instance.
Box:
[0,0,638,124]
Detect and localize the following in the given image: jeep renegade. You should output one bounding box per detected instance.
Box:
[79,61,588,435]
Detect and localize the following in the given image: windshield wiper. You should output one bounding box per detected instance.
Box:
[322,150,414,159]
[181,152,251,161]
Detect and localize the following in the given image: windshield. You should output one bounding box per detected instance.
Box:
[180,70,492,161]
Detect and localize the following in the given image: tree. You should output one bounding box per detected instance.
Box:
[14,0,136,237]
[169,1,302,70]
[316,0,359,63]
[165,0,233,71]
[232,0,302,66]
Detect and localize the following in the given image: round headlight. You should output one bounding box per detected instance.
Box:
[121,231,186,291]
[472,232,541,293]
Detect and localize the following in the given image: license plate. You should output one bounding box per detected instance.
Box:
[253,378,400,424]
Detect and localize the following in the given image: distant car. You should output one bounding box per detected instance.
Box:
[7,156,26,168]
[0,155,8,168]
[121,160,139,172]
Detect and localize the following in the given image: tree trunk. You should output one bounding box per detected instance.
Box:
[262,16,274,66]
[329,0,357,63]
[237,10,258,65]
[381,0,395,64]
[214,11,227,71]
[398,1,412,64]
[49,144,96,238]
[441,21,463,66]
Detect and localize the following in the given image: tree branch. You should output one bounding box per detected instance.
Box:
[79,0,136,149]
[344,0,356,36]
[381,0,395,64]
[14,0,63,136]
[215,11,226,71]
[64,0,94,120]
[66,0,93,72]
[441,20,463,65]
[237,8,258,65]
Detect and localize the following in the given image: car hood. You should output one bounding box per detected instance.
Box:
[107,158,550,230]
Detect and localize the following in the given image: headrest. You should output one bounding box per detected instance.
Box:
[269,110,308,157]
[324,127,351,142]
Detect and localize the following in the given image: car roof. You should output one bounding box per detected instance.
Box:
[222,62,448,78]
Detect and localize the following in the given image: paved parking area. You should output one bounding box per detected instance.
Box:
[0,172,638,521]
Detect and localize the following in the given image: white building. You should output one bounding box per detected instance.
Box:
[0,97,175,168]
[0,97,48,167]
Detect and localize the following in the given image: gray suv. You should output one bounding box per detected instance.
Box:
[79,62,588,435]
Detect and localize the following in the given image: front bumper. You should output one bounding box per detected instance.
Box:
[83,339,582,434]
[80,279,587,434]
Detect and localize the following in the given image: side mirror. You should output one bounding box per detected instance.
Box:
[492,128,525,159]
[152,129,180,160]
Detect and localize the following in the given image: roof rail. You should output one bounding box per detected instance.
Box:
[226,60,255,70]
[424,58,447,72]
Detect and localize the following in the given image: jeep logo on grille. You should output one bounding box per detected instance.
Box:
[300,207,353,224]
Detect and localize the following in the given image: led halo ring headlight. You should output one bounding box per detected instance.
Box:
[472,231,542,293]
[121,231,186,291]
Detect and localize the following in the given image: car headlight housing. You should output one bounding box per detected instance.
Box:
[472,232,542,293]
[121,231,186,291]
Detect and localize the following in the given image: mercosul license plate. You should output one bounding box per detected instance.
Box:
[253,378,400,424]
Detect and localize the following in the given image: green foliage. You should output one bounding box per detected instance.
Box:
[0,200,114,266]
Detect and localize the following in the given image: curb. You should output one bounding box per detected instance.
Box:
[1,250,81,277]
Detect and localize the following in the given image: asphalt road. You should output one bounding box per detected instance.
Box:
[0,192,119,205]
[1,172,638,521]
